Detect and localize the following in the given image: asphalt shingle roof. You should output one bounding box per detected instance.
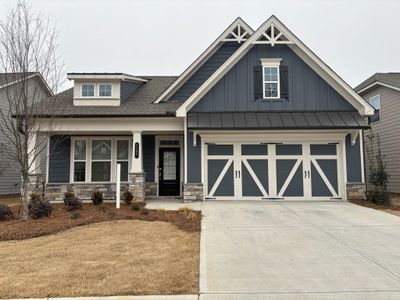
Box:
[39,76,180,117]
[355,73,400,93]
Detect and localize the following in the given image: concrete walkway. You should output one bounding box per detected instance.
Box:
[200,201,400,299]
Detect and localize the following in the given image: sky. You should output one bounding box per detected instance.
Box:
[1,0,400,90]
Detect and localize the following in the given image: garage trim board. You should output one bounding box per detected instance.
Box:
[201,132,346,201]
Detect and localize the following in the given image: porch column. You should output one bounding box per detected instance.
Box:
[129,131,146,201]
[26,131,42,195]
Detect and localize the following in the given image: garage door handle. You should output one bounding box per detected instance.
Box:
[238,170,240,178]
[307,170,310,178]
[235,170,238,178]
[304,170,307,178]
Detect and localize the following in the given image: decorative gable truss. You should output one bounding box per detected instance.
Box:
[253,23,293,46]
[222,23,252,43]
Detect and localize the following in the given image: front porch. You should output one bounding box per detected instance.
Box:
[28,117,202,202]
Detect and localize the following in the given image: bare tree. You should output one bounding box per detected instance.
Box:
[0,0,64,220]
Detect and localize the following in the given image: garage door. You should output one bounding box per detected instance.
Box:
[205,142,343,200]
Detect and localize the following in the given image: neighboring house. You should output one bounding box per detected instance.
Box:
[355,73,400,193]
[0,73,52,196]
[31,16,374,202]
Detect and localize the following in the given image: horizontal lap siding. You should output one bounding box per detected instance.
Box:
[190,44,356,113]
[362,86,400,193]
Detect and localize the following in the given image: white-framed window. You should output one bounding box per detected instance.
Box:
[116,139,129,182]
[261,58,282,99]
[370,95,381,123]
[81,84,95,97]
[99,84,112,97]
[91,139,112,182]
[73,139,86,182]
[71,137,130,183]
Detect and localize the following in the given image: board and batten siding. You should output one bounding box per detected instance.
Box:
[361,86,400,193]
[169,42,241,102]
[190,44,356,113]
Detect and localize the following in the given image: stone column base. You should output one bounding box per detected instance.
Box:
[26,173,43,197]
[183,183,204,202]
[347,182,366,200]
[129,172,146,201]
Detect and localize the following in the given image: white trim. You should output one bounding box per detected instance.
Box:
[98,83,113,98]
[360,130,365,184]
[67,73,148,82]
[0,73,53,96]
[262,63,280,99]
[70,136,131,184]
[45,135,50,184]
[357,81,400,94]
[369,94,381,123]
[80,83,96,98]
[155,135,184,197]
[176,15,374,117]
[153,17,254,103]
[73,99,121,106]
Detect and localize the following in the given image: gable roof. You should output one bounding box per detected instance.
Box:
[175,15,375,117]
[36,76,180,117]
[0,72,53,96]
[153,17,254,103]
[355,73,400,94]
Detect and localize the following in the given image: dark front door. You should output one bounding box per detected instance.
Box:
[159,148,180,196]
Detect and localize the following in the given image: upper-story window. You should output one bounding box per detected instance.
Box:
[261,58,282,99]
[81,84,95,97]
[99,84,112,97]
[370,95,381,123]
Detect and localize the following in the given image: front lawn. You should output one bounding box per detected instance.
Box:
[0,219,199,298]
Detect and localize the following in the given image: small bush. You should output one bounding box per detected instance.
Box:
[96,203,108,212]
[29,198,53,219]
[122,190,134,205]
[70,211,80,219]
[30,192,42,201]
[0,204,13,221]
[64,192,82,211]
[91,190,103,205]
[178,206,193,214]
[132,204,141,211]
[140,208,150,215]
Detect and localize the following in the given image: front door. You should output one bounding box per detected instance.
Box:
[159,148,180,196]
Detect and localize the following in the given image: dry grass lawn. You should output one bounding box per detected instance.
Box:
[0,220,199,298]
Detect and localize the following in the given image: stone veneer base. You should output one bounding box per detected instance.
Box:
[183,183,204,202]
[346,182,366,200]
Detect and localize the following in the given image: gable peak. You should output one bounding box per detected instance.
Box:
[222,18,253,44]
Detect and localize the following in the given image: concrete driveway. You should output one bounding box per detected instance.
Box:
[199,201,400,299]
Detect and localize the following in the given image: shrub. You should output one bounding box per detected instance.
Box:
[64,192,82,211]
[365,132,391,205]
[30,192,42,201]
[132,203,141,211]
[140,208,150,215]
[91,190,103,205]
[122,190,133,205]
[70,211,80,219]
[132,200,146,211]
[29,198,53,219]
[178,206,193,214]
[0,204,13,221]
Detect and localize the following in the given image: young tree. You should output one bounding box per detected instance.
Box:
[365,131,390,205]
[0,0,63,220]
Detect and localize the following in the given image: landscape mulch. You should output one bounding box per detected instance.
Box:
[350,198,400,217]
[0,203,201,241]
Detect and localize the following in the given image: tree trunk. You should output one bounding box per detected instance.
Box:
[21,176,29,221]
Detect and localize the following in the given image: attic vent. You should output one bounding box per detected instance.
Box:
[253,23,293,46]
[222,24,251,44]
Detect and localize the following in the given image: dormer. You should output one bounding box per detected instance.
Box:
[67,73,148,106]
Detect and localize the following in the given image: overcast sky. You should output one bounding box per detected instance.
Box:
[1,0,400,89]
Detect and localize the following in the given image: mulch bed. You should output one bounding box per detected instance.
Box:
[350,198,400,211]
[0,203,201,241]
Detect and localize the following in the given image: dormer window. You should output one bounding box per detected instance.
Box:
[99,84,112,97]
[81,84,95,97]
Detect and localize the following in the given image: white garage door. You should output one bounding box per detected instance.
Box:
[205,142,343,201]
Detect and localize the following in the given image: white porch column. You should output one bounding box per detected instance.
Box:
[27,131,41,175]
[129,131,146,201]
[131,131,143,173]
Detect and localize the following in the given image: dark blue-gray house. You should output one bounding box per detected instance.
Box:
[33,16,374,202]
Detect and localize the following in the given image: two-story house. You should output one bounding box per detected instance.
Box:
[31,16,374,202]
[356,73,400,194]
[0,73,51,196]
